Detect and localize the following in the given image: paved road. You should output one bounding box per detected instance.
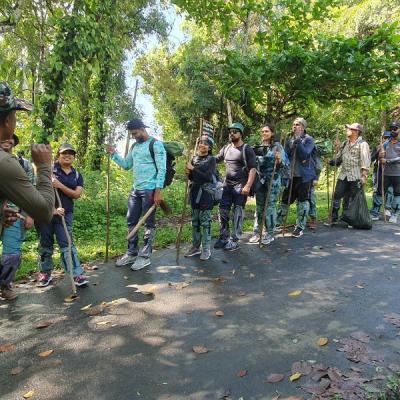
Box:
[1,222,400,400]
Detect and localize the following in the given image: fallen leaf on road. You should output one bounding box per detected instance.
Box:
[237,369,248,377]
[231,269,236,275]
[38,349,54,358]
[350,331,370,343]
[11,367,23,375]
[266,373,285,383]
[0,343,15,353]
[289,290,302,297]
[355,284,365,289]
[35,320,53,329]
[80,304,92,311]
[23,390,35,399]
[96,321,111,326]
[335,243,343,247]
[86,305,104,316]
[175,282,190,290]
[238,291,246,297]
[192,346,209,354]
[214,277,226,284]
[289,372,302,382]
[317,337,329,346]
[124,276,128,280]
[64,296,79,303]
[215,311,224,317]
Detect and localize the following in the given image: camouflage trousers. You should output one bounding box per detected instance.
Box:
[308,186,317,219]
[191,209,212,250]
[254,180,281,235]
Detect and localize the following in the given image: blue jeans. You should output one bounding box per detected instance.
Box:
[36,212,84,277]
[0,219,24,288]
[127,189,156,258]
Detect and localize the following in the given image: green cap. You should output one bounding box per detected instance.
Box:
[228,122,244,134]
[0,82,33,113]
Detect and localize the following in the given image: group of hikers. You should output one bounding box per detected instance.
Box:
[1,80,400,301]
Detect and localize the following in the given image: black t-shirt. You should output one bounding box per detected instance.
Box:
[216,143,257,185]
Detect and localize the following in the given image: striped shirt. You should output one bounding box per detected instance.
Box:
[337,137,370,181]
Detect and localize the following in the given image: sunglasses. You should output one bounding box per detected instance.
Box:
[391,127,399,131]
[229,130,241,134]
[60,150,76,156]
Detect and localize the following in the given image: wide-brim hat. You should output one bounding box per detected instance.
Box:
[345,123,363,132]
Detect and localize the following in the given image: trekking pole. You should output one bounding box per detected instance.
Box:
[259,153,278,248]
[379,137,387,222]
[54,189,77,297]
[282,143,296,237]
[326,157,330,222]
[176,122,201,264]
[328,135,340,225]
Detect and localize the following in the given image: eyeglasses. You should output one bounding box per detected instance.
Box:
[229,129,241,135]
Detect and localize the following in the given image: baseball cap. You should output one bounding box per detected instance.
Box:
[228,122,245,134]
[127,119,148,130]
[389,121,400,129]
[345,123,363,132]
[0,82,33,112]
[58,143,76,154]
[383,131,392,138]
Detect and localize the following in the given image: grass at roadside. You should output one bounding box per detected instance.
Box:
[0,166,373,280]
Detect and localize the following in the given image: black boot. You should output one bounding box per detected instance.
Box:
[331,207,339,224]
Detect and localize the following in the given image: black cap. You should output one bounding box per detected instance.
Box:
[389,121,400,129]
[127,119,148,130]
[0,81,33,112]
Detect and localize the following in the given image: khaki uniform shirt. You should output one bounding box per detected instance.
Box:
[0,149,55,231]
[337,137,370,181]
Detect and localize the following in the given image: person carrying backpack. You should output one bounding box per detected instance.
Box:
[184,136,217,260]
[36,143,88,287]
[107,119,166,271]
[214,122,257,251]
[0,134,35,300]
[249,124,287,245]
[278,117,316,238]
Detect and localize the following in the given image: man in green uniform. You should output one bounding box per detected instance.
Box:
[0,81,54,299]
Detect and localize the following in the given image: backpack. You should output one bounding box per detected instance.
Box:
[312,140,332,175]
[131,138,184,188]
[201,173,223,205]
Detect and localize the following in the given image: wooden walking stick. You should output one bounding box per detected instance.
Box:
[176,121,202,264]
[259,151,279,248]
[379,137,387,222]
[282,144,296,237]
[126,199,171,241]
[328,134,340,225]
[54,189,77,297]
[326,158,330,221]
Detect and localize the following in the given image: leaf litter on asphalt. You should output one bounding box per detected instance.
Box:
[38,349,54,357]
[0,343,15,352]
[192,346,209,354]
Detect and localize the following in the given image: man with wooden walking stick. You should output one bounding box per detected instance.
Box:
[279,117,316,238]
[107,119,166,271]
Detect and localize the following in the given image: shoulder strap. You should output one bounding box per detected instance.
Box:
[242,143,248,169]
[149,138,156,164]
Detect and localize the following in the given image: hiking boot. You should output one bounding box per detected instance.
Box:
[214,238,228,249]
[116,253,137,267]
[184,247,201,258]
[385,209,391,217]
[291,227,303,238]
[74,275,89,287]
[308,218,317,230]
[224,239,239,251]
[1,286,17,300]
[261,233,275,245]
[248,233,260,244]
[131,257,151,271]
[389,214,398,224]
[200,248,211,261]
[37,272,53,287]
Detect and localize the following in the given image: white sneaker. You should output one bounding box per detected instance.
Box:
[370,215,379,221]
[116,253,137,267]
[385,209,391,217]
[248,234,260,244]
[261,234,275,245]
[389,215,398,224]
[131,257,151,271]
